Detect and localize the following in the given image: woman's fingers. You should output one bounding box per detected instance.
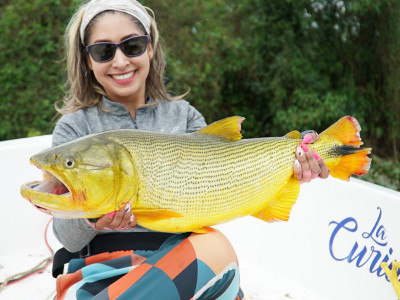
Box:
[302,144,321,176]
[127,213,136,229]
[293,158,302,181]
[315,152,330,179]
[94,203,135,231]
[295,145,311,183]
[295,143,326,183]
[107,208,127,230]
[93,213,113,231]
[303,132,318,144]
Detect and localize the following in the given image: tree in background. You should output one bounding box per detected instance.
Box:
[0,0,77,139]
[0,0,399,187]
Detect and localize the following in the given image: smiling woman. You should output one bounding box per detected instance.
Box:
[85,12,154,116]
[41,0,248,299]
[20,0,329,298]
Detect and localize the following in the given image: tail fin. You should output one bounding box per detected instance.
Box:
[319,116,372,181]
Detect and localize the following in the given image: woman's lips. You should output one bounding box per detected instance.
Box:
[111,71,135,85]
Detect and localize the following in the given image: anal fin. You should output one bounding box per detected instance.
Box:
[252,176,300,222]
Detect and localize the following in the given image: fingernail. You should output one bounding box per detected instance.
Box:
[312,151,320,160]
[297,146,304,156]
[294,158,300,168]
[302,143,310,153]
[303,134,313,144]
[124,203,131,213]
[108,211,116,218]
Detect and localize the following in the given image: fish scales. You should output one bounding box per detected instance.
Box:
[21,116,372,233]
[107,130,298,230]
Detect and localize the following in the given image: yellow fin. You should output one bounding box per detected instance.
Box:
[330,148,371,181]
[132,208,183,222]
[252,176,300,222]
[197,116,244,141]
[381,261,400,298]
[284,130,301,139]
[192,227,216,234]
[320,116,363,146]
[319,116,372,180]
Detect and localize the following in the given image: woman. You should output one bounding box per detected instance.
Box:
[52,0,328,299]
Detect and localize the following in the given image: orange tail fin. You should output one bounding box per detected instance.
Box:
[319,116,372,181]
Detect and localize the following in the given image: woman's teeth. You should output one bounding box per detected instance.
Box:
[112,71,134,80]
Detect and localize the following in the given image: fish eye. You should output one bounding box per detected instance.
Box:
[65,158,75,168]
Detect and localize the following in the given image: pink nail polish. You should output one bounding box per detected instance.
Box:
[303,134,312,144]
[302,143,310,153]
[108,211,116,218]
[312,151,320,160]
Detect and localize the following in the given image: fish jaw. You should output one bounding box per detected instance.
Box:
[20,162,102,218]
[20,180,99,218]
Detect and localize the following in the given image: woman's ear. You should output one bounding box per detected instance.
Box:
[147,43,154,61]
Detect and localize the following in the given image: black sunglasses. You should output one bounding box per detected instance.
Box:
[86,35,150,63]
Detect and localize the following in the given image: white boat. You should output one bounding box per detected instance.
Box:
[0,135,399,300]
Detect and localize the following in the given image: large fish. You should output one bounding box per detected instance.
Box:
[21,116,371,233]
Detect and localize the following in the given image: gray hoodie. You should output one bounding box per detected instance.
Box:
[52,97,207,252]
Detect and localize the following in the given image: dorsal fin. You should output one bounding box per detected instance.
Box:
[197,116,245,141]
[284,130,301,139]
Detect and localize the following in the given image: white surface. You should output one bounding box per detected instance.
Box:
[0,136,59,299]
[1,135,400,299]
[218,178,400,300]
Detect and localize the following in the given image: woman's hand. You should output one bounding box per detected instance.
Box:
[294,132,330,183]
[86,202,136,231]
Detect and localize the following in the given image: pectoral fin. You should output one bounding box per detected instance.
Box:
[132,208,183,222]
[252,176,300,222]
[192,227,216,234]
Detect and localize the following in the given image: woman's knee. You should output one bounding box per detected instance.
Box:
[188,229,238,275]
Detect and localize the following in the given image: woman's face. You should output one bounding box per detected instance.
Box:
[86,12,153,105]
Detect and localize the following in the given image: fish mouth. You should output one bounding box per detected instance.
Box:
[21,169,73,214]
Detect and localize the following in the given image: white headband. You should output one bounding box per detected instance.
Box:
[80,0,152,44]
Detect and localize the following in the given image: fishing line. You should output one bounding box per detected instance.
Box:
[0,218,54,291]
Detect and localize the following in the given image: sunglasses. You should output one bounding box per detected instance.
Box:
[86,35,150,63]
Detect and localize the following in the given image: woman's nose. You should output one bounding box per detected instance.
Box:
[112,48,130,68]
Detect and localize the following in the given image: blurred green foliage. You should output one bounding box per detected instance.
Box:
[0,0,77,139]
[0,0,399,190]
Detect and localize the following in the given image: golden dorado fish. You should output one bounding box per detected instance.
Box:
[21,116,371,233]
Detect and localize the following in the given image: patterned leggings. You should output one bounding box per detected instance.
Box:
[56,232,244,299]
